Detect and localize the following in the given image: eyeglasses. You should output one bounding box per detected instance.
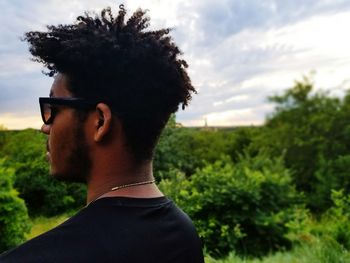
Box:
[39,97,98,124]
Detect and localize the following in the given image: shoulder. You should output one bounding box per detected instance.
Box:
[0,198,204,263]
[0,211,87,262]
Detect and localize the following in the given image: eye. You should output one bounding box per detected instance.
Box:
[50,105,61,115]
[44,104,59,124]
[50,105,56,112]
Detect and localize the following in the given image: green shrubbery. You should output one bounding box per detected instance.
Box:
[160,153,305,257]
[154,115,256,180]
[206,237,350,263]
[0,159,31,252]
[308,189,350,251]
[0,129,86,216]
[254,78,350,213]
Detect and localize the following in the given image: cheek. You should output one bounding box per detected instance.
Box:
[49,110,75,151]
[49,123,73,166]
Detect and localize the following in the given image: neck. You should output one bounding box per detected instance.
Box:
[86,161,163,204]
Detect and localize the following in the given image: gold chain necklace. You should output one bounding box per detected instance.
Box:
[87,179,155,207]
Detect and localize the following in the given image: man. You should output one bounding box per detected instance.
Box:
[0,4,204,263]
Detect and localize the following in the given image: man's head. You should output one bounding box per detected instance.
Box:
[40,74,92,181]
[25,5,196,167]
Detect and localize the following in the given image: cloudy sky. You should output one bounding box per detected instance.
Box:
[1,0,350,129]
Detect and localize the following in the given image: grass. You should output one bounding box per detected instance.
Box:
[25,214,70,240]
[205,237,350,263]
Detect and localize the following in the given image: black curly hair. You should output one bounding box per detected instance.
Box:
[24,4,196,162]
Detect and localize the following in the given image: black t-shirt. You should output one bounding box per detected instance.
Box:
[0,197,204,263]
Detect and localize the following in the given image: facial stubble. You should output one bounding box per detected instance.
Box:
[51,118,92,183]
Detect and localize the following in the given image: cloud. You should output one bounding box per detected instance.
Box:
[1,0,350,129]
[176,8,350,126]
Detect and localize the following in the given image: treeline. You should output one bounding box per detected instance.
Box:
[1,77,350,259]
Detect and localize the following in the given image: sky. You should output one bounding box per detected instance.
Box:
[1,0,350,129]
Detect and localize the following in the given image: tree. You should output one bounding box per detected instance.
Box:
[0,159,31,253]
[154,115,259,180]
[255,76,349,212]
[0,125,7,151]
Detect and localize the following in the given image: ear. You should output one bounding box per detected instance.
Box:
[94,103,112,142]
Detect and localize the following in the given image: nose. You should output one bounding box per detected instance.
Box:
[41,124,50,135]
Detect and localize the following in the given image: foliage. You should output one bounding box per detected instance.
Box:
[154,122,258,180]
[204,188,350,262]
[26,214,71,241]
[0,159,31,253]
[310,190,350,251]
[160,153,305,258]
[0,129,86,216]
[253,76,350,213]
[0,126,8,151]
[154,125,200,178]
[314,155,350,210]
[206,236,350,263]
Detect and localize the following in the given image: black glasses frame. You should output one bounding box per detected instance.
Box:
[39,97,98,124]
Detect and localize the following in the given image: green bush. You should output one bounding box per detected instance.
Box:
[314,155,350,211]
[0,159,31,253]
[154,126,201,178]
[0,129,86,216]
[160,152,305,258]
[313,189,350,250]
[254,78,350,213]
[13,158,86,216]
